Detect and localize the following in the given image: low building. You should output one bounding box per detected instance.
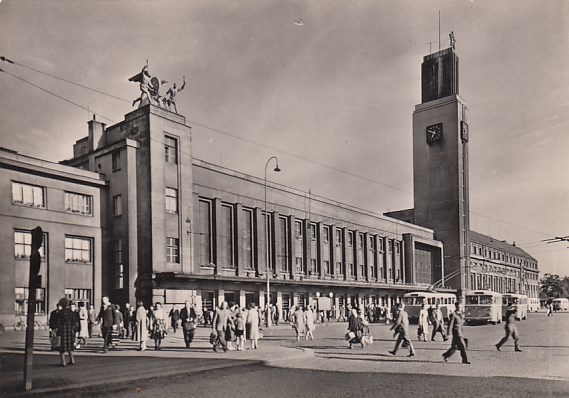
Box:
[0,148,106,326]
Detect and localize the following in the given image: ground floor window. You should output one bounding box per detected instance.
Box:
[64,288,92,307]
[15,287,46,315]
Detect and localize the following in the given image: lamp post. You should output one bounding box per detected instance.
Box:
[264,156,281,327]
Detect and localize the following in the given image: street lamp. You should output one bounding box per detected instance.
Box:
[264,156,281,327]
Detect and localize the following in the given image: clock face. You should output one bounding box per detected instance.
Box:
[426,123,443,145]
[461,121,469,143]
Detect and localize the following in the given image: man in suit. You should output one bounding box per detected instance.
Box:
[496,303,522,352]
[97,296,119,353]
[389,302,415,357]
[180,301,197,348]
[442,302,470,364]
[431,303,448,342]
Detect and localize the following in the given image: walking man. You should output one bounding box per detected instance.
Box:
[389,302,415,357]
[212,301,233,352]
[97,296,119,353]
[442,302,470,364]
[180,301,196,348]
[496,303,522,352]
[431,303,448,342]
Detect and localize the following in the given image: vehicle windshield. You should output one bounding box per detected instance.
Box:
[403,297,424,306]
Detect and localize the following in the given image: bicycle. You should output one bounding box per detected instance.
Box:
[14,317,26,331]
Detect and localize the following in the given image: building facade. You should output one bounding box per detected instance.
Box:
[61,105,447,317]
[0,149,106,326]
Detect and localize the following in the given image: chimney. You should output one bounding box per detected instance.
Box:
[88,115,106,150]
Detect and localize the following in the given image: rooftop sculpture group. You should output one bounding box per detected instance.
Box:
[129,63,186,113]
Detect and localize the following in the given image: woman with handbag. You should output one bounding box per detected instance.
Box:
[135,301,149,351]
[56,298,77,366]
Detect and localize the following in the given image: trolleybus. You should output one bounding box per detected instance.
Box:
[552,298,569,311]
[464,290,502,324]
[502,293,528,320]
[402,291,456,322]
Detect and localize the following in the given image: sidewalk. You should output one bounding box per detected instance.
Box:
[0,325,313,396]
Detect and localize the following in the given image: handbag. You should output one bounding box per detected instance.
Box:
[209,331,218,345]
[346,331,356,340]
[183,321,196,332]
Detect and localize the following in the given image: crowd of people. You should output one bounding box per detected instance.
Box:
[47,296,524,367]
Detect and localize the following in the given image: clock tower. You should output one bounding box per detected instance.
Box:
[412,47,470,293]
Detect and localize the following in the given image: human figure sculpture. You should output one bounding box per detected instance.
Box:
[163,76,186,113]
[449,31,456,49]
[130,63,164,108]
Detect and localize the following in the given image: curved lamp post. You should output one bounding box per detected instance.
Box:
[264,156,280,327]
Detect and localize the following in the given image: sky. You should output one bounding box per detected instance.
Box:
[0,0,568,277]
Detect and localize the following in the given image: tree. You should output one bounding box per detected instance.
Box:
[540,273,566,298]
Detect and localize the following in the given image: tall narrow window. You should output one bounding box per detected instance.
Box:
[265,212,274,272]
[166,237,179,263]
[113,195,122,216]
[165,187,178,213]
[111,151,121,172]
[198,199,212,265]
[12,182,45,208]
[115,239,124,289]
[164,135,178,164]
[278,216,289,273]
[220,204,234,268]
[322,225,331,275]
[295,220,303,240]
[242,208,254,270]
[65,192,93,215]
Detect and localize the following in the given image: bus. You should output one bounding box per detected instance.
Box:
[552,298,569,311]
[502,293,528,320]
[464,290,502,325]
[402,291,457,322]
[528,298,541,313]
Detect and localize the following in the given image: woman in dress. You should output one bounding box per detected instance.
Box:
[136,300,149,351]
[77,302,89,347]
[304,307,315,340]
[151,302,166,350]
[246,303,260,349]
[418,303,430,342]
[56,298,78,366]
[292,306,306,341]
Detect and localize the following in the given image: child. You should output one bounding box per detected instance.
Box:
[235,312,245,351]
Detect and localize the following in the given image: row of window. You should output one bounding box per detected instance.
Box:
[15,287,92,315]
[14,230,93,263]
[12,182,94,216]
[197,198,404,281]
[471,242,537,269]
[469,273,537,296]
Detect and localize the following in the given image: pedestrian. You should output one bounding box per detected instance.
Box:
[442,302,470,364]
[122,303,132,339]
[151,302,166,350]
[56,298,78,367]
[338,304,346,322]
[292,306,306,341]
[169,305,180,334]
[346,308,363,349]
[226,302,238,350]
[212,301,233,352]
[304,307,315,340]
[115,304,124,339]
[69,302,80,348]
[135,300,149,351]
[49,304,62,351]
[78,302,89,347]
[87,304,97,338]
[496,303,522,352]
[246,303,260,350]
[418,303,429,342]
[97,296,120,353]
[389,302,415,357]
[180,300,196,348]
[235,311,245,351]
[431,303,448,342]
[546,302,553,317]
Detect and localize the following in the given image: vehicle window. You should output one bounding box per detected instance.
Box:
[479,296,492,305]
[466,296,478,305]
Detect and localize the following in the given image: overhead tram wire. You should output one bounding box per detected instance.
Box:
[0,69,115,123]
[1,56,562,243]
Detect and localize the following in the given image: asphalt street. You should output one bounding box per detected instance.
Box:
[1,310,568,397]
